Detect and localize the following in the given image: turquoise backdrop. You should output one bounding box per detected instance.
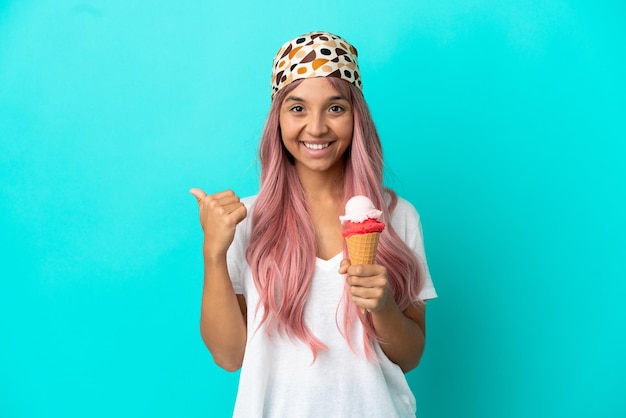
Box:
[1,1,624,417]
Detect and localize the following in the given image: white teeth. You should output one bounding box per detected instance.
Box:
[303,142,330,150]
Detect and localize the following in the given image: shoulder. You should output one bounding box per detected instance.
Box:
[384,193,422,243]
[394,196,420,220]
[384,192,421,224]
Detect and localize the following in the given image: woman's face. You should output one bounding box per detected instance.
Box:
[279,78,354,176]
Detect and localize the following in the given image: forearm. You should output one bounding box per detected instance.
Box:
[371,300,425,373]
[199,251,247,372]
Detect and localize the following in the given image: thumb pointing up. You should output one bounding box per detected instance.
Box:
[190,188,207,203]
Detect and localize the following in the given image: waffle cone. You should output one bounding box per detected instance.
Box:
[346,232,380,265]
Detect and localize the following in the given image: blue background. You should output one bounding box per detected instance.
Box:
[1,1,624,417]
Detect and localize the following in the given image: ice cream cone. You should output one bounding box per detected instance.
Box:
[346,232,380,265]
[341,196,385,315]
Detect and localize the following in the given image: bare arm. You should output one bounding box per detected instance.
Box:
[370,299,425,373]
[339,260,426,373]
[191,189,248,372]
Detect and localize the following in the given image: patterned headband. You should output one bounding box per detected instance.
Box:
[271,31,363,99]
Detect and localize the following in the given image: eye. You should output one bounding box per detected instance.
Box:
[329,105,344,113]
[290,105,304,113]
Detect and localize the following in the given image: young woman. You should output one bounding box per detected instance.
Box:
[190,31,437,418]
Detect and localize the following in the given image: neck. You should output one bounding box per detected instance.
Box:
[296,164,345,203]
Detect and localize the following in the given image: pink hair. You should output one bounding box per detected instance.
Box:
[246,78,424,360]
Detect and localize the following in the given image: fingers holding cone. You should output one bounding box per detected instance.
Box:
[340,258,389,314]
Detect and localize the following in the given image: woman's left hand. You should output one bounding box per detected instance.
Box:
[339,259,391,312]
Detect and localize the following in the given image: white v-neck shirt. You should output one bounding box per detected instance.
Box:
[226,195,437,418]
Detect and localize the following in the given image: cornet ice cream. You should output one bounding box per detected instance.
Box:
[339,196,385,265]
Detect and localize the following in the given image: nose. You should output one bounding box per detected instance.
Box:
[305,111,329,137]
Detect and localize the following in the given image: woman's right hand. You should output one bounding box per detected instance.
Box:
[189,189,247,258]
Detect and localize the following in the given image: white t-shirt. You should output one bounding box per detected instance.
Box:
[226,195,437,418]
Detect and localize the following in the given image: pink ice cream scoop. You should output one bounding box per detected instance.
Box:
[339,196,385,264]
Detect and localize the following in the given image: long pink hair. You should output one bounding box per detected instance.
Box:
[246,78,423,359]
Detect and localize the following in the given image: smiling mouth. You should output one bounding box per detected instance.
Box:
[302,142,331,150]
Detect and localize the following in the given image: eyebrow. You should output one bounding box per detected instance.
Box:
[284,95,349,103]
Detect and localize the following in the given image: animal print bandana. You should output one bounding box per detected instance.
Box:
[271,31,362,99]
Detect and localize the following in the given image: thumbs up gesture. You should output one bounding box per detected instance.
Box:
[189,189,247,258]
